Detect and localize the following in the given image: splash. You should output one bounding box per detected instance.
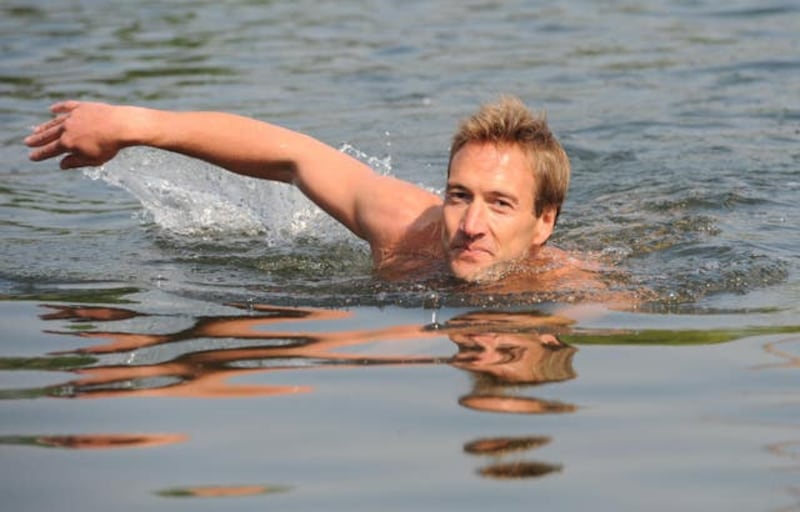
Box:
[82,146,359,245]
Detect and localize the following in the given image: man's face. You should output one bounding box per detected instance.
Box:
[441,142,554,281]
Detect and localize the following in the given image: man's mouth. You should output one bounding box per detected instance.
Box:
[452,244,493,260]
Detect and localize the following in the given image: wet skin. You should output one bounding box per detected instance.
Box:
[441,143,555,282]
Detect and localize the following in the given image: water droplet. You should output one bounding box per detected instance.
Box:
[423,291,440,309]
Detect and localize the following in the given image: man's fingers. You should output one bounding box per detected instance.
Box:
[25,122,63,148]
[25,123,68,163]
[50,100,81,114]
[28,138,67,162]
[30,114,67,135]
[27,100,79,136]
[26,100,94,166]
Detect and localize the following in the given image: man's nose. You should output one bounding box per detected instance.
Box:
[460,200,487,237]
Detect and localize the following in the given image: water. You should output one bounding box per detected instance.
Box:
[2,1,799,510]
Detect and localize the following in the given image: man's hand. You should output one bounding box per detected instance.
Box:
[25,101,135,169]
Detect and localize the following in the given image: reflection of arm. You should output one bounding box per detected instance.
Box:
[196,315,435,355]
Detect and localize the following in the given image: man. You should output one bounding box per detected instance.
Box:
[25,96,594,290]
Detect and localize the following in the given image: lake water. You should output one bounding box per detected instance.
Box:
[2,1,799,510]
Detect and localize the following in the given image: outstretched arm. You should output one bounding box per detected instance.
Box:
[25,101,438,242]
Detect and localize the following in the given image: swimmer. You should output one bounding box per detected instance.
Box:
[25,96,610,295]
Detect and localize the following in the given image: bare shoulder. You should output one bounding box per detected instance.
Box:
[472,246,643,308]
[528,246,604,286]
[536,246,602,273]
[356,174,443,253]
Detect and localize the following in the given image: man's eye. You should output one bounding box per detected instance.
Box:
[446,191,468,202]
[493,199,513,209]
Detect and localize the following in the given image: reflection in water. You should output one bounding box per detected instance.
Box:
[756,336,800,371]
[767,440,800,470]
[450,323,577,414]
[479,461,563,479]
[4,302,579,489]
[0,433,186,450]
[446,312,576,479]
[757,336,800,505]
[19,303,796,490]
[26,303,577,406]
[464,436,562,480]
[39,304,144,322]
[447,310,577,416]
[464,436,551,455]
[155,484,291,498]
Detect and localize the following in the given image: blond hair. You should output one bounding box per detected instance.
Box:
[449,96,570,220]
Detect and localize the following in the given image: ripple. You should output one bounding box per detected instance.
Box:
[156,484,291,499]
[705,5,800,18]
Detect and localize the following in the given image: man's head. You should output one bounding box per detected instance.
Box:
[441,96,571,281]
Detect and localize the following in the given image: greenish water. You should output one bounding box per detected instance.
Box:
[2,1,800,510]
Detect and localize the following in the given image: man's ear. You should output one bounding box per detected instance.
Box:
[532,206,557,246]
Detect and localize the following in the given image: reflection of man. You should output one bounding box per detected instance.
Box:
[445,311,577,414]
[446,311,575,478]
[33,304,578,406]
[26,97,607,291]
[450,331,575,384]
[0,433,186,450]
[464,435,563,480]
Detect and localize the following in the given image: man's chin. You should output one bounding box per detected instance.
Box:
[448,260,505,283]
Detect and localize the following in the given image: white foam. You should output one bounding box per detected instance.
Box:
[82,146,365,245]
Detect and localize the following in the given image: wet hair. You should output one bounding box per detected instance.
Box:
[448,96,570,221]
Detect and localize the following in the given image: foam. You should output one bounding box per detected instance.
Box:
[82,146,361,245]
